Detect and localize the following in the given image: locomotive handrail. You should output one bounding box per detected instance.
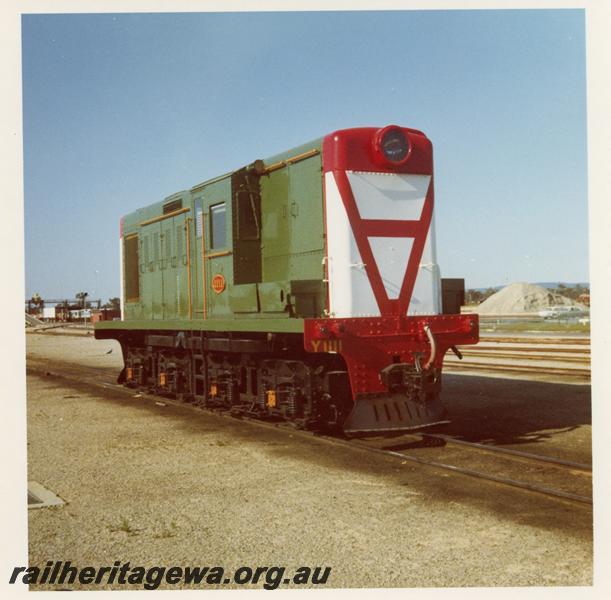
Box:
[206,250,233,259]
[139,206,190,226]
[423,324,437,370]
[262,148,320,174]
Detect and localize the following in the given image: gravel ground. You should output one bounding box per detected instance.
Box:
[26,333,592,589]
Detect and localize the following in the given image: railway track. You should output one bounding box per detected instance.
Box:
[445,335,590,381]
[354,433,591,505]
[481,336,591,345]
[26,357,592,509]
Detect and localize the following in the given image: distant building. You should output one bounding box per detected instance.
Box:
[26,297,105,323]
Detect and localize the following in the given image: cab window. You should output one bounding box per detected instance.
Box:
[124,234,140,302]
[210,203,226,249]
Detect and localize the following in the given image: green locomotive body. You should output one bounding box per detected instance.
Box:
[112,138,326,326]
[96,126,478,434]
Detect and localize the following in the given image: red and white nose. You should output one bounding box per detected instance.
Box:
[322,126,440,319]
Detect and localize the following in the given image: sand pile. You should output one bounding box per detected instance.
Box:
[476,282,583,314]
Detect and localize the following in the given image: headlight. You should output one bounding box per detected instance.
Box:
[373,125,411,166]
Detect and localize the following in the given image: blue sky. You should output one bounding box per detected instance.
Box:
[22,9,588,301]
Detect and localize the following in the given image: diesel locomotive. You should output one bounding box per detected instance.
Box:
[95,125,479,434]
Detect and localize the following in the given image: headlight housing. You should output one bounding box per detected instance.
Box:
[373,125,412,166]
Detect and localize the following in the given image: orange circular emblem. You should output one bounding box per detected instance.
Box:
[211,274,226,294]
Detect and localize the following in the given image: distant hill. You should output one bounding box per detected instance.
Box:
[534,282,589,290]
[471,282,588,292]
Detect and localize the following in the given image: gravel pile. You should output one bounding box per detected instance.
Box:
[476,282,584,314]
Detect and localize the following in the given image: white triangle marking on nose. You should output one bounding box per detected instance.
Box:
[368,237,414,300]
[347,172,431,220]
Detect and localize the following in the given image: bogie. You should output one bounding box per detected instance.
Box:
[119,331,354,432]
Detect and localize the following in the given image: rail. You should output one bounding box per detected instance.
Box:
[444,335,591,382]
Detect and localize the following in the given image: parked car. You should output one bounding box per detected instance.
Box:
[538,305,587,319]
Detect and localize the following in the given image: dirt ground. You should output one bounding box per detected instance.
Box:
[25,333,592,589]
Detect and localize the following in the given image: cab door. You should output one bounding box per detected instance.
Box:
[201,178,232,318]
[160,215,175,319]
[140,221,163,320]
[173,210,191,319]
[154,206,193,321]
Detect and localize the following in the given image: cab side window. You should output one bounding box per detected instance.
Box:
[124,234,140,302]
[210,203,226,249]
